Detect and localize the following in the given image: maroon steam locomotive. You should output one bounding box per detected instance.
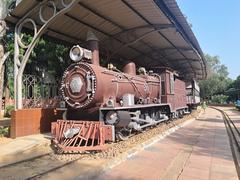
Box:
[55,35,198,143]
[51,33,201,152]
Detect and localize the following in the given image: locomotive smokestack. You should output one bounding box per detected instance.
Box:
[123,61,136,76]
[87,31,100,66]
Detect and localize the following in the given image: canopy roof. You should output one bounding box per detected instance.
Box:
[6,0,207,80]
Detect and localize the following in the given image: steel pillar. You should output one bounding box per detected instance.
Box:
[14,0,81,109]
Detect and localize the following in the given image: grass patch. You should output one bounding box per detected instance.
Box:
[4,105,14,117]
[0,126,9,137]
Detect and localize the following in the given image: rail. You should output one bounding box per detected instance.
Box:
[211,107,240,179]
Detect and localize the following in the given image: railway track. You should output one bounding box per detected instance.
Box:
[0,153,51,169]
[212,107,240,179]
[0,152,83,179]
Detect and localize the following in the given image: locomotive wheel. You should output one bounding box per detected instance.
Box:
[116,129,130,141]
[104,111,131,127]
[175,112,179,119]
[179,110,184,118]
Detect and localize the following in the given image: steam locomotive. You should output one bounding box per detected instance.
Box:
[57,34,199,141]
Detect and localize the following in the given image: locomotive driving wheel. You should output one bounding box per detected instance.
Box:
[104,110,132,141]
[116,128,131,141]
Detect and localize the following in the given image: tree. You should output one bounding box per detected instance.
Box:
[199,54,231,100]
[231,76,240,90]
[226,75,240,101]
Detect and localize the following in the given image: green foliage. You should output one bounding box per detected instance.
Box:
[25,37,71,78]
[4,31,71,98]
[4,105,14,117]
[0,126,9,137]
[199,54,231,100]
[211,94,228,104]
[226,75,240,101]
[204,54,229,78]
[230,75,240,90]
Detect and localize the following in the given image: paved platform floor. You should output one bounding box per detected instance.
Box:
[98,108,239,180]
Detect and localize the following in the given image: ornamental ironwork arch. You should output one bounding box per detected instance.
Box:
[14,0,81,109]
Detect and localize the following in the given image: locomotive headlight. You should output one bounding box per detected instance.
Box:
[70,45,93,62]
[70,45,84,62]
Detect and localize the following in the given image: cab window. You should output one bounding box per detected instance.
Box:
[169,73,174,94]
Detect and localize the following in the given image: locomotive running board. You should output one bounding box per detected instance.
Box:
[51,120,114,153]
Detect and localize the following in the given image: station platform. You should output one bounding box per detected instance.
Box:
[97,108,239,180]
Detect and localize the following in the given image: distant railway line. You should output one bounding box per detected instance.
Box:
[212,107,240,179]
[0,152,85,179]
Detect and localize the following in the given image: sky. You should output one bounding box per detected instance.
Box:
[176,0,240,80]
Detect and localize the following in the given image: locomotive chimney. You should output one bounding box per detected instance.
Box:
[87,31,100,66]
[123,61,136,76]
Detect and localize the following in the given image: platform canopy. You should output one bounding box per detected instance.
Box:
[7,0,207,80]
[6,0,207,80]
[6,0,207,105]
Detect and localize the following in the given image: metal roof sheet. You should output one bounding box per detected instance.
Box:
[6,0,207,80]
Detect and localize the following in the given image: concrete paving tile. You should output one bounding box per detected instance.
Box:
[211,157,235,166]
[106,163,165,180]
[102,172,143,180]
[180,167,210,180]
[212,152,233,160]
[214,141,230,146]
[211,164,237,175]
[179,175,204,180]
[210,171,238,180]
[139,148,179,161]
[185,159,211,171]
[187,154,211,163]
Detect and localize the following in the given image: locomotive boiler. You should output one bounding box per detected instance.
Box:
[61,58,161,114]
